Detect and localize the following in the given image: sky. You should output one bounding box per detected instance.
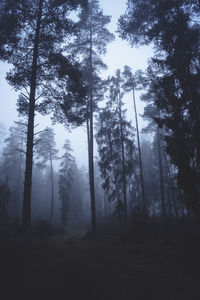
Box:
[0,0,153,168]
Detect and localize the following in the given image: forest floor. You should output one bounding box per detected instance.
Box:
[1,219,200,300]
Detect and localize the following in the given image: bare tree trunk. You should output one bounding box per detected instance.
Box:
[157,126,166,218]
[163,153,173,217]
[49,151,54,222]
[118,94,127,230]
[22,0,43,236]
[88,19,96,236]
[17,136,23,222]
[132,87,146,214]
[165,158,179,219]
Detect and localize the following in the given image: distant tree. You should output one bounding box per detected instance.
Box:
[0,122,6,158]
[141,107,182,219]
[140,139,157,215]
[0,0,88,234]
[69,166,91,224]
[0,176,10,231]
[1,121,26,221]
[96,71,136,227]
[142,102,171,218]
[59,140,74,227]
[67,163,88,225]
[35,127,58,222]
[0,122,6,141]
[122,66,147,214]
[118,0,200,216]
[68,0,114,234]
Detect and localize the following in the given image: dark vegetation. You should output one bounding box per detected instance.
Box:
[1,0,200,299]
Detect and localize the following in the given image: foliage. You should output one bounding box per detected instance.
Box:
[0,0,88,123]
[67,0,114,233]
[0,122,26,220]
[68,0,114,73]
[35,127,58,167]
[119,0,200,216]
[0,0,89,232]
[59,140,75,226]
[1,122,26,173]
[96,70,136,214]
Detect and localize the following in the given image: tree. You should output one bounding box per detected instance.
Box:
[122,66,147,214]
[140,139,158,216]
[118,0,200,217]
[1,121,26,221]
[59,140,74,227]
[96,71,136,228]
[0,176,10,232]
[68,0,114,234]
[35,127,58,222]
[0,0,22,59]
[0,0,87,234]
[0,122,6,159]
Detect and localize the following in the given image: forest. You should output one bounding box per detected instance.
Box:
[0,0,200,299]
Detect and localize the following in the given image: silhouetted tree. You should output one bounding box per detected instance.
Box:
[0,0,87,234]
[122,66,147,214]
[59,140,74,227]
[1,122,26,221]
[119,0,200,217]
[96,71,136,228]
[0,176,10,232]
[68,0,114,234]
[35,127,58,222]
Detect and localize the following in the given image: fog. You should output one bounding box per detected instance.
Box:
[0,1,200,299]
[0,0,152,167]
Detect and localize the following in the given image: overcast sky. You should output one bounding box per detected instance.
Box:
[0,0,153,168]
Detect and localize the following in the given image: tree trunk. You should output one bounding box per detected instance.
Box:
[22,0,43,236]
[164,153,173,217]
[167,164,179,220]
[132,87,146,214]
[87,18,96,236]
[157,126,166,218]
[17,135,23,222]
[49,151,54,222]
[118,94,127,230]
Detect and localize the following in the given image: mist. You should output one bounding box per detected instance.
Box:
[0,0,200,299]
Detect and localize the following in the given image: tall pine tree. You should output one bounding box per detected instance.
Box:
[59,140,74,227]
[68,0,114,234]
[96,71,136,228]
[0,0,87,234]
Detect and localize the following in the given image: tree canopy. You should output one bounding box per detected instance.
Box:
[118,0,200,216]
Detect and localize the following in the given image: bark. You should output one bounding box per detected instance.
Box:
[22,0,43,235]
[17,136,23,222]
[118,94,127,229]
[164,153,173,217]
[157,126,166,218]
[167,164,179,219]
[88,17,96,235]
[49,151,54,222]
[132,87,146,214]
